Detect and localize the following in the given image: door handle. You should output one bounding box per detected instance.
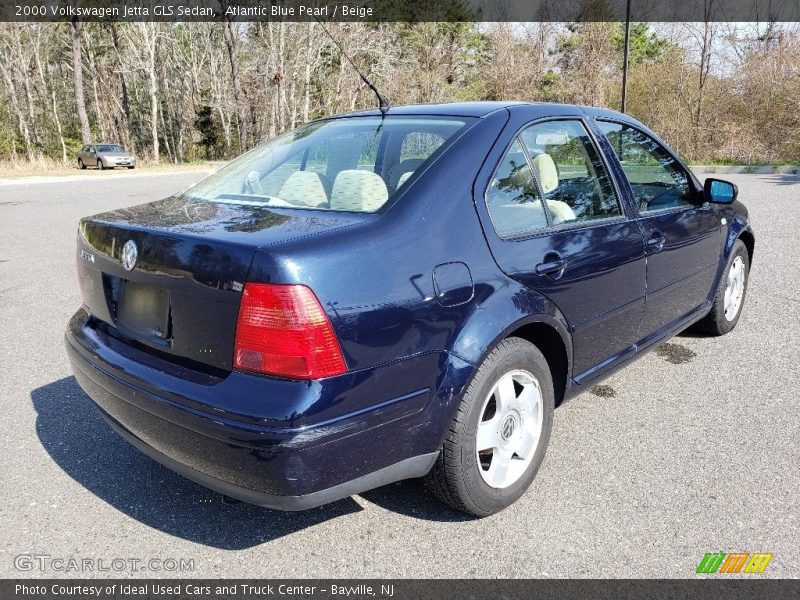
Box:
[646,232,666,253]
[535,257,567,276]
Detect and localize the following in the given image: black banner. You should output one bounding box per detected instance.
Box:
[2,0,800,23]
[4,579,800,600]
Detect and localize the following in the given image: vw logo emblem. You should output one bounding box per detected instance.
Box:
[121,240,138,271]
[500,415,516,440]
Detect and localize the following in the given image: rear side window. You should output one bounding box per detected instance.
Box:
[597,121,693,212]
[486,140,549,237]
[400,132,446,161]
[519,120,621,224]
[184,116,470,213]
[485,119,622,239]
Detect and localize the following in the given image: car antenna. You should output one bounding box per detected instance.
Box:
[313,17,390,116]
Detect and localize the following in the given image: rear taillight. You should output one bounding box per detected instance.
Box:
[233,283,347,379]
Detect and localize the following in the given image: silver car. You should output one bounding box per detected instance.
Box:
[77,144,136,170]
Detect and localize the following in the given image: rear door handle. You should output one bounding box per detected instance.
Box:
[646,232,666,253]
[535,258,567,276]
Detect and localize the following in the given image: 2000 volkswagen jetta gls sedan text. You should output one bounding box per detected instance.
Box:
[66,102,754,516]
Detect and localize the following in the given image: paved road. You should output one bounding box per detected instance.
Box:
[0,173,797,578]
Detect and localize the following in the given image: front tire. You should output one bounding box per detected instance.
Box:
[426,337,554,517]
[97,159,105,170]
[696,239,749,336]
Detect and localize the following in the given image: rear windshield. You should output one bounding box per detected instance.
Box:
[183,116,471,213]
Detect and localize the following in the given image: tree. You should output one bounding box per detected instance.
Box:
[0,21,798,167]
[124,23,162,162]
[194,105,223,159]
[611,22,671,64]
[223,19,247,151]
[70,19,91,145]
[553,22,617,106]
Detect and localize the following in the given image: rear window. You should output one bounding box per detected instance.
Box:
[183,116,471,213]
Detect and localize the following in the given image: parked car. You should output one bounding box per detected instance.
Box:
[77,144,136,170]
[66,102,753,516]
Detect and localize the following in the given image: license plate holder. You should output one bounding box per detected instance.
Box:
[117,281,170,340]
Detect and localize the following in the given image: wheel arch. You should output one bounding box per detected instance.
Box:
[738,228,755,266]
[505,321,570,406]
[447,284,574,409]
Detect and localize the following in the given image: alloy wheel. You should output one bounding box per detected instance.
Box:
[724,256,745,321]
[476,369,543,489]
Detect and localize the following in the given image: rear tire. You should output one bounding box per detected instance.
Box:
[426,337,554,517]
[696,239,749,336]
[78,159,85,170]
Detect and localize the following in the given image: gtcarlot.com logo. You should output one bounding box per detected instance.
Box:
[696,552,773,574]
[14,554,195,573]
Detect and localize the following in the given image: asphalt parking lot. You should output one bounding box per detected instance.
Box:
[0,172,797,578]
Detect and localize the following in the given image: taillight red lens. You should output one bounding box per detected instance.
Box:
[233,283,347,379]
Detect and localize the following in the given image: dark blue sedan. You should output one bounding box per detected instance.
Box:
[66,102,754,516]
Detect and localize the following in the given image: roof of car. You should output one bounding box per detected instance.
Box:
[343,101,527,118]
[339,101,630,120]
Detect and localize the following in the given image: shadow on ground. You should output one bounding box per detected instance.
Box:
[767,173,800,186]
[31,377,467,549]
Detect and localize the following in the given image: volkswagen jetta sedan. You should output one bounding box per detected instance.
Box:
[66,102,753,516]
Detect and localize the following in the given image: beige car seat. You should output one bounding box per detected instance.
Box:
[259,164,297,194]
[330,170,388,212]
[531,153,576,224]
[278,171,328,208]
[389,159,425,190]
[246,170,264,195]
[396,172,414,188]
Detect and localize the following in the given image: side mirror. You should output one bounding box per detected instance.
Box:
[704,178,737,204]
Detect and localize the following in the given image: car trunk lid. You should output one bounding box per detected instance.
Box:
[76,195,367,373]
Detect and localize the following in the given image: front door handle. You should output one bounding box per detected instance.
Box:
[646,232,666,254]
[535,257,567,276]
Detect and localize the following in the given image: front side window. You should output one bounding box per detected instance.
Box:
[519,120,621,224]
[597,121,694,212]
[183,116,470,213]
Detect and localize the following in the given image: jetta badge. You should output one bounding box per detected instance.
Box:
[121,240,138,271]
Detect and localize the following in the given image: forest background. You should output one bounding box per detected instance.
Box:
[1,19,798,169]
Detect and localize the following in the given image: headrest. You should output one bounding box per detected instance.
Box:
[246,170,264,195]
[278,171,328,208]
[547,199,576,224]
[330,170,388,212]
[390,159,425,189]
[531,153,559,194]
[396,172,414,188]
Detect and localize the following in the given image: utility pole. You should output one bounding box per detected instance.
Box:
[621,0,631,113]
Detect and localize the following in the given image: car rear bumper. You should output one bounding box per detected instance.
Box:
[65,309,444,509]
[96,405,436,511]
